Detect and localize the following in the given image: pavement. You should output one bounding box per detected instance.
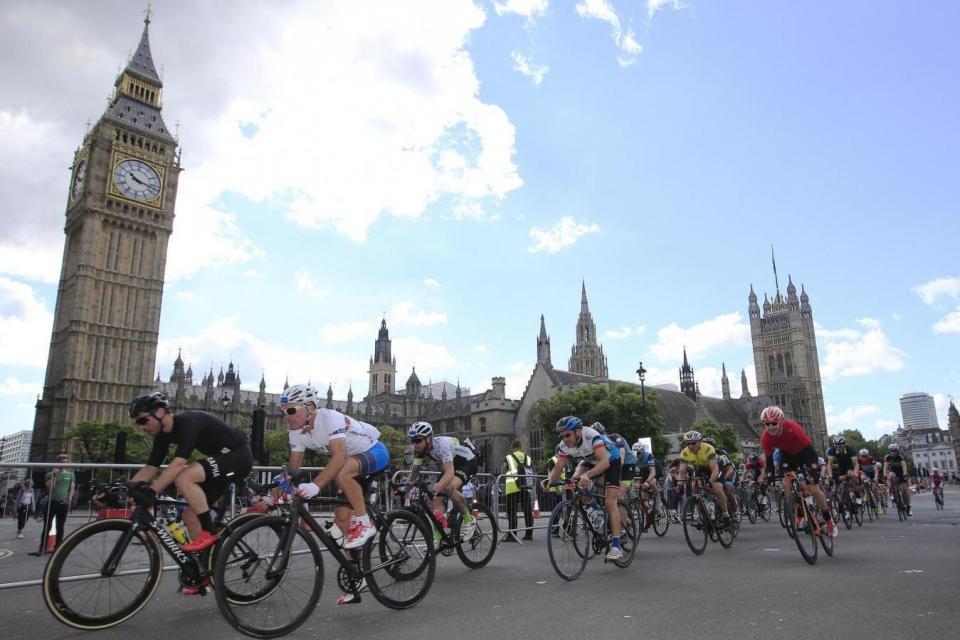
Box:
[0,489,957,640]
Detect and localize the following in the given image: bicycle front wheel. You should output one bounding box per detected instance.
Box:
[453,502,498,569]
[611,499,637,568]
[547,500,590,581]
[786,495,818,565]
[214,515,324,638]
[681,497,707,555]
[652,500,670,537]
[209,511,268,603]
[42,519,163,630]
[365,509,436,609]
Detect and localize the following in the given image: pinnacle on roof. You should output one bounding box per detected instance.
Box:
[580,280,590,314]
[748,283,757,303]
[125,12,162,85]
[539,314,548,340]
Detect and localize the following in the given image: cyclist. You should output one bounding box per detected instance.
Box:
[542,416,624,560]
[759,406,837,537]
[677,431,732,520]
[825,435,861,505]
[602,425,637,500]
[883,443,911,516]
[403,421,478,541]
[856,448,879,505]
[931,468,944,504]
[631,441,662,530]
[743,454,766,484]
[281,384,390,551]
[128,393,253,554]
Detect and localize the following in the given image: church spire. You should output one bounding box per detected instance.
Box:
[581,279,589,314]
[126,10,162,84]
[537,314,552,366]
[721,362,731,400]
[741,368,751,398]
[569,281,607,377]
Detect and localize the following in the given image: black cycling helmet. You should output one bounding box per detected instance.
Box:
[129,392,169,418]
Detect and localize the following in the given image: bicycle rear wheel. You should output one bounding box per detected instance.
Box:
[42,519,162,630]
[652,500,670,537]
[853,502,863,527]
[365,509,435,609]
[214,515,323,638]
[777,493,789,530]
[786,495,818,565]
[818,510,834,557]
[757,493,772,522]
[547,500,590,581]
[453,502,498,569]
[681,497,707,555]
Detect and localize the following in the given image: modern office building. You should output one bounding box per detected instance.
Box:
[900,392,940,430]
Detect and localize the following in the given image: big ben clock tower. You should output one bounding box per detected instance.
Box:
[32,14,181,459]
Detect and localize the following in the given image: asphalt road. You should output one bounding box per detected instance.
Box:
[1,489,957,640]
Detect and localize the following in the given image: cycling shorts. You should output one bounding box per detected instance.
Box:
[575,458,622,489]
[199,445,254,505]
[778,446,821,483]
[453,455,478,485]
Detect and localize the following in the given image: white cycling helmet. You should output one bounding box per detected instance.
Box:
[632,441,646,455]
[280,383,319,406]
[590,422,606,434]
[683,430,703,443]
[407,421,433,439]
[858,448,869,456]
[760,406,784,424]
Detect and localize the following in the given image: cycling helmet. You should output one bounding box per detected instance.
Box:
[683,430,703,443]
[129,392,169,418]
[632,441,646,455]
[555,416,583,432]
[702,436,717,445]
[888,443,899,451]
[833,435,846,445]
[590,422,606,434]
[858,448,869,457]
[280,383,320,406]
[748,454,759,462]
[407,421,433,438]
[760,406,784,423]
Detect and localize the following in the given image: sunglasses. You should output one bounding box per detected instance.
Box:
[283,406,304,416]
[134,415,152,426]
[763,422,779,427]
[410,437,425,444]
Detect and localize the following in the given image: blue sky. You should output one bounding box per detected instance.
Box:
[1,0,958,440]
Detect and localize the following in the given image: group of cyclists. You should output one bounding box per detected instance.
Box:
[78,390,932,616]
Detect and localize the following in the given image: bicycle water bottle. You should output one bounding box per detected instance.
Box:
[323,521,344,547]
[166,520,188,545]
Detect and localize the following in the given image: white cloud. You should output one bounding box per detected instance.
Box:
[913,276,960,304]
[875,419,897,432]
[648,312,750,362]
[320,321,375,345]
[295,271,328,300]
[389,300,447,327]
[646,0,684,19]
[244,269,263,279]
[825,405,877,430]
[0,277,54,368]
[933,308,960,334]
[511,51,549,85]
[604,325,645,339]
[424,278,441,288]
[176,291,200,302]
[392,336,456,371]
[818,319,906,380]
[474,345,490,353]
[0,377,41,396]
[527,216,600,253]
[0,242,62,283]
[493,0,549,18]
[814,322,861,341]
[575,0,642,66]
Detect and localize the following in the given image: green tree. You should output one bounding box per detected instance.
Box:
[529,383,669,465]
[64,421,151,464]
[692,422,740,455]
[376,425,410,471]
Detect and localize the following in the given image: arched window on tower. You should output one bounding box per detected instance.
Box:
[785,353,793,377]
[776,354,785,374]
[768,355,775,377]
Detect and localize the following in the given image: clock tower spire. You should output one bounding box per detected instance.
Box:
[32,14,181,460]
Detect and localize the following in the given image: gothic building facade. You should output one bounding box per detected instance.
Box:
[32,16,180,459]
[568,282,608,377]
[748,265,828,449]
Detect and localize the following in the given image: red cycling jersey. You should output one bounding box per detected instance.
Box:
[931,473,943,487]
[744,458,766,471]
[760,419,813,457]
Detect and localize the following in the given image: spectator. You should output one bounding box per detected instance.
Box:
[15,479,36,539]
[33,454,75,555]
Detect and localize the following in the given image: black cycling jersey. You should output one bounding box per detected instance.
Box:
[147,411,249,466]
[826,445,856,473]
[883,453,907,477]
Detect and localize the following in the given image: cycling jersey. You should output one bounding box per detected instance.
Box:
[760,419,812,457]
[288,409,381,456]
[412,436,476,465]
[931,473,943,487]
[679,443,717,469]
[556,426,620,464]
[857,454,876,478]
[826,445,856,473]
[609,434,638,465]
[744,458,766,478]
[884,453,907,478]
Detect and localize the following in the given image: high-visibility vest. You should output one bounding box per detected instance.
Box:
[505,451,528,495]
[548,455,567,493]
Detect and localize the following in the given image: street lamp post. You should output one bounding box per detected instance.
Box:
[636,361,647,434]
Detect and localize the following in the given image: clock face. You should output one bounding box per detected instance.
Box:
[113,159,162,202]
[71,159,87,200]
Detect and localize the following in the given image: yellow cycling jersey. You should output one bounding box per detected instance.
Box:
[679,443,717,468]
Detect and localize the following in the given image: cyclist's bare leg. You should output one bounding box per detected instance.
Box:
[173,462,209,536]
[710,480,728,513]
[604,484,621,537]
[181,507,199,539]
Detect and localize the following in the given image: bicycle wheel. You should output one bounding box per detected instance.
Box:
[786,495,818,565]
[214,515,323,638]
[42,519,163,630]
[853,501,863,527]
[365,509,435,609]
[865,496,875,522]
[777,493,789,530]
[611,499,637,568]
[209,511,269,603]
[681,497,707,556]
[818,511,834,557]
[716,501,735,549]
[547,500,590,581]
[839,497,853,529]
[746,495,757,524]
[758,492,772,522]
[652,500,670,537]
[453,503,498,569]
